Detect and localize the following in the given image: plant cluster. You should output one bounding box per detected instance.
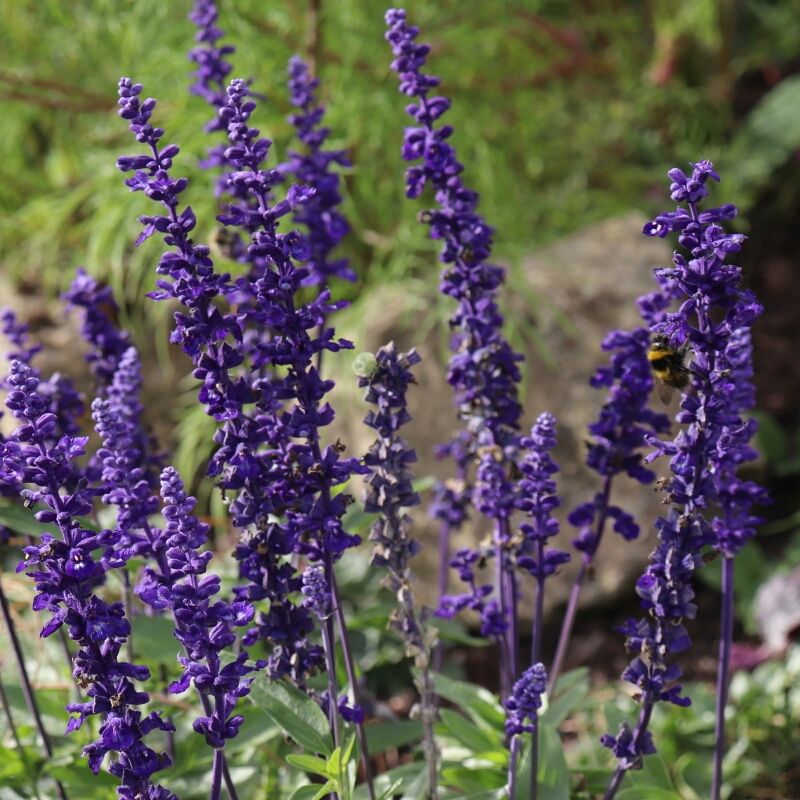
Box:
[0,3,780,800]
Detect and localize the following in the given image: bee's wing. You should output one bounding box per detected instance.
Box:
[655,378,674,405]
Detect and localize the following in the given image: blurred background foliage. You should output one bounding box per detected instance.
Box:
[2,0,800,307]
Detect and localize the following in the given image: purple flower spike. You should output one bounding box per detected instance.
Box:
[156,467,266,748]
[505,663,547,737]
[358,342,438,793]
[278,56,355,286]
[516,412,569,668]
[550,326,673,690]
[385,7,526,698]
[188,0,236,132]
[384,10,523,440]
[602,162,769,800]
[1,308,84,442]
[517,412,568,578]
[1,360,175,798]
[63,268,132,386]
[362,344,424,581]
[115,75,365,696]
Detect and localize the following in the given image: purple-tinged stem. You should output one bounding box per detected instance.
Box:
[0,575,69,800]
[504,537,520,684]
[530,724,539,800]
[507,736,521,800]
[550,476,612,692]
[330,573,376,800]
[531,538,546,666]
[211,747,225,800]
[711,556,734,800]
[528,540,547,800]
[495,552,511,702]
[433,517,451,675]
[322,559,343,750]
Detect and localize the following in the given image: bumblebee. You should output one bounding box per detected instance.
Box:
[208,226,241,261]
[647,335,690,404]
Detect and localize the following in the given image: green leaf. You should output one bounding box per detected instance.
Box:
[537,723,570,800]
[541,671,589,727]
[249,679,334,756]
[441,766,506,794]
[341,735,356,771]
[0,503,59,537]
[353,763,425,800]
[224,705,281,751]
[433,617,492,647]
[400,763,430,800]
[433,672,506,731]
[376,780,403,800]
[328,746,343,783]
[615,789,683,800]
[365,720,423,753]
[457,791,508,800]
[439,709,504,753]
[625,752,677,791]
[286,754,331,779]
[288,786,321,800]
[129,615,180,664]
[311,781,337,800]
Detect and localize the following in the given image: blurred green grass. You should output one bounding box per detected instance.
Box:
[3,0,800,309]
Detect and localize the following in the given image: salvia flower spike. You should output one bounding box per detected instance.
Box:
[385,7,526,699]
[602,161,767,800]
[1,360,176,800]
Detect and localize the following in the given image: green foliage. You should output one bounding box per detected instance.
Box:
[3,0,799,307]
[249,679,334,756]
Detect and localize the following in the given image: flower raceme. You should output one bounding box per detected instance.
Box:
[115,70,367,709]
[1,360,176,799]
[385,7,528,698]
[601,161,767,796]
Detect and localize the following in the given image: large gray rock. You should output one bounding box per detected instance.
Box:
[326,211,674,621]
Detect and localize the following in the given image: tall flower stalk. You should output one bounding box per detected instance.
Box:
[505,663,547,800]
[602,161,767,799]
[384,7,525,700]
[358,343,438,797]
[115,75,375,797]
[514,412,569,800]
[1,360,176,800]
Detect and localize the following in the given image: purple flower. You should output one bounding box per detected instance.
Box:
[1,360,175,797]
[115,76,366,691]
[516,412,569,579]
[1,308,84,441]
[301,565,332,620]
[360,344,432,652]
[603,161,768,778]
[277,56,355,286]
[63,268,132,386]
[567,328,672,557]
[188,0,235,132]
[385,9,526,693]
[385,11,523,439]
[504,663,547,737]
[152,466,266,749]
